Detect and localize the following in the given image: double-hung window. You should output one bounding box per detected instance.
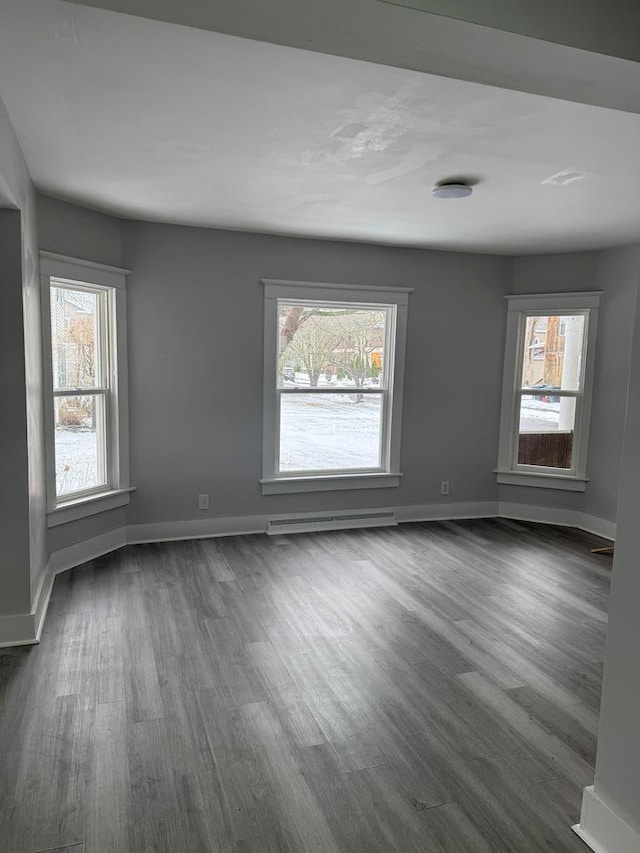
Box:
[40,253,132,524]
[496,291,601,491]
[261,280,411,494]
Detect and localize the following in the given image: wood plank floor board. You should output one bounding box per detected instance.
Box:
[344,762,450,853]
[84,700,131,853]
[120,571,164,724]
[294,741,390,853]
[507,684,597,765]
[6,693,91,853]
[234,828,292,853]
[0,519,611,852]
[96,615,126,705]
[240,701,341,853]
[217,579,270,644]
[456,671,595,789]
[196,692,280,843]
[198,538,236,583]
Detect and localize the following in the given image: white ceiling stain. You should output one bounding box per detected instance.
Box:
[1,0,640,253]
[541,168,586,187]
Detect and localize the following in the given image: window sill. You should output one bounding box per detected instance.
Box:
[47,487,135,527]
[496,471,588,492]
[261,473,402,495]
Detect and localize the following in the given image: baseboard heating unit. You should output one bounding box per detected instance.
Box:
[266,511,397,535]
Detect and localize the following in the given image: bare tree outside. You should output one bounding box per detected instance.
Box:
[331,310,384,390]
[282,312,337,387]
[279,304,385,389]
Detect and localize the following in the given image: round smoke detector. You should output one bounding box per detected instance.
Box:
[432,182,473,199]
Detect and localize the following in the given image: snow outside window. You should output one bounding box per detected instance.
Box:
[496,291,601,491]
[261,280,411,495]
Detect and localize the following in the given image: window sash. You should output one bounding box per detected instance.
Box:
[53,389,111,499]
[275,388,389,476]
[278,386,383,395]
[517,389,581,399]
[273,298,394,478]
[51,280,110,392]
[49,281,116,503]
[276,299,392,392]
[53,387,108,396]
[513,393,584,475]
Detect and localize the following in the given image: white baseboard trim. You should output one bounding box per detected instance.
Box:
[573,786,640,853]
[32,567,55,642]
[397,501,499,524]
[0,527,129,648]
[0,565,55,648]
[498,502,615,542]
[0,500,615,646]
[47,527,128,576]
[127,502,500,544]
[0,611,38,647]
[127,515,266,543]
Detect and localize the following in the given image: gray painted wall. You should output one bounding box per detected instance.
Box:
[498,246,640,525]
[0,97,46,613]
[0,210,31,615]
[35,195,639,541]
[122,221,510,524]
[36,193,126,553]
[590,272,640,836]
[383,1,640,62]
[37,193,124,269]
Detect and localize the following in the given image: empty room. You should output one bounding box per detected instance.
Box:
[2,1,640,852]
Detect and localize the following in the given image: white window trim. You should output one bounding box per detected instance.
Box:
[261,279,411,495]
[496,290,602,491]
[40,252,133,525]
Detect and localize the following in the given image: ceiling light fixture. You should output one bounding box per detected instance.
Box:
[432,182,473,199]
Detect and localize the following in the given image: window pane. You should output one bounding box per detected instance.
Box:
[278,304,386,390]
[50,285,101,390]
[54,395,107,496]
[279,393,382,472]
[520,314,585,392]
[517,395,575,469]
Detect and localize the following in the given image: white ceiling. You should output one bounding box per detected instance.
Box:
[1,0,640,253]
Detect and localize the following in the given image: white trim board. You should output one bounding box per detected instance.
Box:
[47,527,128,577]
[573,786,640,853]
[0,500,615,646]
[0,528,127,648]
[127,502,500,544]
[0,568,54,648]
[498,501,616,542]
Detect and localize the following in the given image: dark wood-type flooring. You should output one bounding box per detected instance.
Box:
[0,519,612,852]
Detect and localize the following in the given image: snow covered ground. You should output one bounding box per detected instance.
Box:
[55,429,101,495]
[280,394,382,471]
[519,398,561,432]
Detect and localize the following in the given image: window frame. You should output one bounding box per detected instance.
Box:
[496,291,602,491]
[261,279,411,495]
[40,252,133,525]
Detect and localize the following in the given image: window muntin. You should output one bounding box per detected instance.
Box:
[49,279,114,501]
[275,299,394,476]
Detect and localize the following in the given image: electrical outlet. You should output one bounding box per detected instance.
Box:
[440,481,450,496]
[198,494,210,510]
